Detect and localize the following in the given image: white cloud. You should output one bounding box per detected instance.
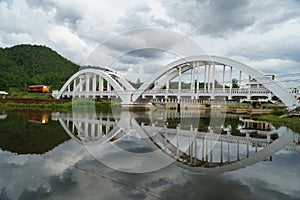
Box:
[0,0,299,85]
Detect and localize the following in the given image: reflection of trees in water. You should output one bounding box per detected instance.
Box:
[0,112,70,154]
[224,118,243,132]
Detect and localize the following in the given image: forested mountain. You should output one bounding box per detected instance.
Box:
[0,44,80,90]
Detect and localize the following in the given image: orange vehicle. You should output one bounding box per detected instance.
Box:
[27,85,50,93]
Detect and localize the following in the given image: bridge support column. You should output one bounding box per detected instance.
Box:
[105,124,109,135]
[205,137,209,162]
[77,122,82,138]
[191,63,196,96]
[189,137,193,165]
[196,62,200,98]
[246,133,249,158]
[227,142,230,163]
[247,76,251,100]
[85,73,90,98]
[72,121,75,134]
[222,65,226,92]
[178,65,182,95]
[67,85,71,98]
[204,65,207,93]
[78,76,85,98]
[91,123,95,139]
[79,76,84,92]
[211,63,216,100]
[237,140,240,160]
[207,65,211,93]
[73,79,77,92]
[84,122,89,139]
[99,123,103,135]
[255,141,258,153]
[210,136,213,166]
[176,126,179,159]
[194,128,197,164]
[202,137,205,161]
[92,75,97,98]
[229,66,233,95]
[99,77,103,91]
[220,140,223,163]
[166,81,169,98]
[107,81,111,98]
[239,71,242,92]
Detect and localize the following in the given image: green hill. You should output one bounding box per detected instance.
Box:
[0,44,80,91]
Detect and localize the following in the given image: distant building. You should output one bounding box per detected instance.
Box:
[0,91,8,98]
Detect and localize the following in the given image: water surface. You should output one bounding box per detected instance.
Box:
[0,110,299,200]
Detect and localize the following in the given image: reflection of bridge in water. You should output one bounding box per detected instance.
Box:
[52,111,298,173]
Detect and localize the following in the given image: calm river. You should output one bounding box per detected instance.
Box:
[0,109,299,200]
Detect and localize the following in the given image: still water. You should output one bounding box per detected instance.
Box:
[0,109,299,200]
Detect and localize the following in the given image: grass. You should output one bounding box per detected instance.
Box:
[227,104,251,109]
[257,108,300,133]
[6,89,52,99]
[0,101,114,113]
[0,101,72,112]
[0,91,115,112]
[0,98,114,113]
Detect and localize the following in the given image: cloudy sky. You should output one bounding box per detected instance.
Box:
[0,0,300,86]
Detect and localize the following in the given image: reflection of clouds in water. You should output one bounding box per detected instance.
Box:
[0,151,29,166]
[148,162,300,200]
[159,173,253,200]
[0,141,300,199]
[0,140,88,200]
[229,150,300,198]
[1,110,300,200]
[113,135,155,153]
[86,140,175,173]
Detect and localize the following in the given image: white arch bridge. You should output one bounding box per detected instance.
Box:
[52,55,298,110]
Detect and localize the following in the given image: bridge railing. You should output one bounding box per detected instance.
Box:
[144,88,271,95]
[230,88,271,94]
[62,91,117,97]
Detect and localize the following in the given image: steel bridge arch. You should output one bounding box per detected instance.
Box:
[132,55,297,109]
[54,68,134,104]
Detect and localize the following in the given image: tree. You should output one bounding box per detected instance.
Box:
[232,78,239,88]
[0,44,80,90]
[0,78,8,91]
[137,78,141,85]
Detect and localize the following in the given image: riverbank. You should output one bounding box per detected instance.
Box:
[0,98,113,112]
[2,92,300,133]
[256,109,300,133]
